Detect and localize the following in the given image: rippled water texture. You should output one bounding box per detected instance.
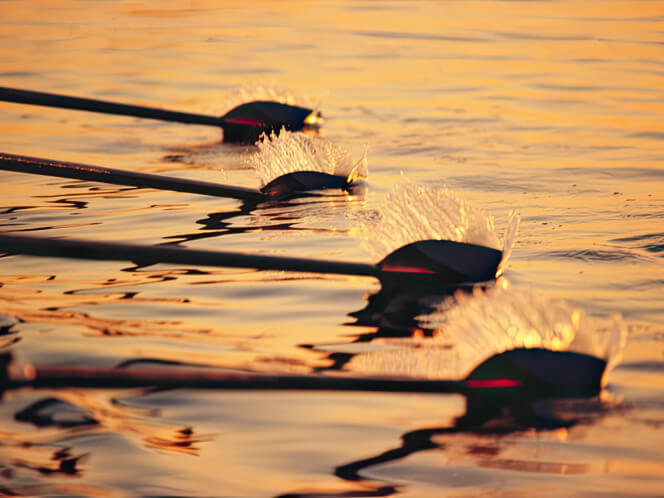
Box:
[0,1,663,497]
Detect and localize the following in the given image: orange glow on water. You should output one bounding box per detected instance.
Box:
[0,0,662,496]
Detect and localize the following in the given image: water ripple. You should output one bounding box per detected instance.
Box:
[350,30,489,43]
[543,248,652,263]
[629,131,664,141]
[611,233,664,256]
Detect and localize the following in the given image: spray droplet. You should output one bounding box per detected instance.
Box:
[358,181,502,261]
[247,131,367,187]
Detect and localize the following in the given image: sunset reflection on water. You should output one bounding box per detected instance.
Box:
[1,0,663,496]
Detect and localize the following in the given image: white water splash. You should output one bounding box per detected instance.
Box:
[347,287,627,380]
[498,210,520,276]
[358,181,515,261]
[247,130,368,187]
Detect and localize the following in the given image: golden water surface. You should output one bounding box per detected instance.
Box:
[0,1,663,496]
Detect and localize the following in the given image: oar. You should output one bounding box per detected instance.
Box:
[0,232,503,287]
[0,86,322,143]
[1,348,606,400]
[0,152,354,203]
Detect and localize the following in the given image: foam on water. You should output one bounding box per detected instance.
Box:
[347,286,627,380]
[498,210,520,276]
[358,181,516,261]
[247,130,368,187]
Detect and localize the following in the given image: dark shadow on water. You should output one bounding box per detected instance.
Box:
[13,447,88,477]
[158,187,362,246]
[304,283,483,374]
[282,283,610,497]
[14,397,99,428]
[277,396,609,498]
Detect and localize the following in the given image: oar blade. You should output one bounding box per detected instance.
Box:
[260,171,350,198]
[377,240,502,286]
[220,101,321,143]
[466,348,607,399]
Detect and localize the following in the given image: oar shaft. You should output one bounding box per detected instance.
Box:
[0,152,265,202]
[8,366,464,394]
[0,86,222,127]
[0,234,380,278]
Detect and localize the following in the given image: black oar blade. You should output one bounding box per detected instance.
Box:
[260,171,350,198]
[466,348,607,399]
[220,101,321,143]
[377,240,502,286]
[0,87,324,142]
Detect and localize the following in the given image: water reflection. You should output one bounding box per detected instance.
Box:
[306,284,478,374]
[1,389,212,495]
[274,284,620,496]
[1,0,662,494]
[14,397,98,429]
[0,315,20,350]
[323,397,609,497]
[0,351,612,498]
[163,189,365,245]
[9,445,88,477]
[270,389,612,498]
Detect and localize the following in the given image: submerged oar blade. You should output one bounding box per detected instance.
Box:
[377,240,503,285]
[260,171,350,197]
[466,348,607,399]
[220,101,320,143]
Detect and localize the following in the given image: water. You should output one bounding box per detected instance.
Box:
[1,1,663,496]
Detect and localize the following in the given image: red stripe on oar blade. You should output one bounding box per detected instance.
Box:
[380,265,435,274]
[466,379,521,388]
[223,117,264,126]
